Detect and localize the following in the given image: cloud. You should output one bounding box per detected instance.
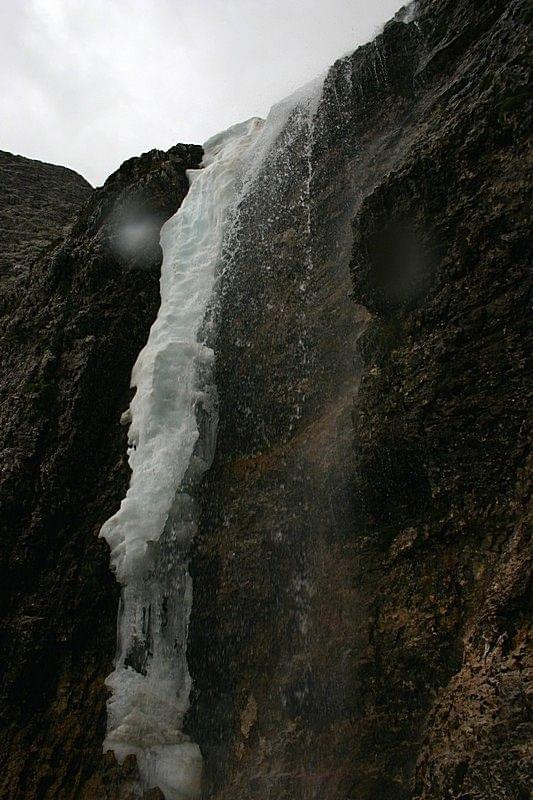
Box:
[1,0,403,185]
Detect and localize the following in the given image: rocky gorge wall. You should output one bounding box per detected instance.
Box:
[0,0,530,799]
[187,1,531,799]
[0,151,92,316]
[0,145,202,799]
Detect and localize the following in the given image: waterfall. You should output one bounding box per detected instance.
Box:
[100,72,326,799]
[214,75,326,451]
[100,117,263,800]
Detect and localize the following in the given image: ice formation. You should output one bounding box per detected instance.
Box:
[400,1,419,24]
[100,117,263,799]
[101,73,326,800]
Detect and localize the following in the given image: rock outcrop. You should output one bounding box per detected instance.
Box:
[0,151,92,315]
[0,0,530,798]
[187,1,531,799]
[0,144,202,799]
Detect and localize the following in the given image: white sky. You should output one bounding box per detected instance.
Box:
[1,0,404,185]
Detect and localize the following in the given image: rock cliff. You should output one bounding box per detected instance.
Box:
[0,151,92,315]
[187,1,531,798]
[0,0,530,799]
[0,145,202,799]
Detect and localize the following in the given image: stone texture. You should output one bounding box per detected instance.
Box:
[0,150,92,315]
[0,0,530,798]
[0,143,202,799]
[187,1,531,798]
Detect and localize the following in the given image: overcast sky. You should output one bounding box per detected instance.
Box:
[2,0,404,185]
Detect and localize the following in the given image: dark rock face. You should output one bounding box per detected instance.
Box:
[1,1,530,799]
[0,151,92,315]
[188,1,530,799]
[0,144,202,799]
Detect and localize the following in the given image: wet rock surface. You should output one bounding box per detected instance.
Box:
[0,1,530,798]
[0,144,202,799]
[188,1,531,798]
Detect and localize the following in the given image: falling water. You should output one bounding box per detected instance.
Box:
[101,72,326,799]
[218,76,325,438]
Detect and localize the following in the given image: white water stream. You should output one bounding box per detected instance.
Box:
[101,75,325,800]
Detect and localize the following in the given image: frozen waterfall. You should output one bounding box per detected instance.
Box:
[100,117,263,799]
[100,73,325,800]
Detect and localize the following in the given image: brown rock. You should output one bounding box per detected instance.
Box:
[187,1,531,799]
[0,143,202,799]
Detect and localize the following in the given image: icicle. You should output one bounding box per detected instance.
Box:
[100,117,263,800]
[100,72,326,800]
